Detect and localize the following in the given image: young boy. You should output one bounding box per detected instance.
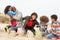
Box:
[40,16,49,37]
[47,14,60,40]
[23,12,39,36]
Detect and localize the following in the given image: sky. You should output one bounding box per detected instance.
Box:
[0,0,60,22]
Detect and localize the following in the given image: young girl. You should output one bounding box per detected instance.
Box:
[4,5,17,32]
[4,5,23,34]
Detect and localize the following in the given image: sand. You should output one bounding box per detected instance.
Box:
[0,24,47,40]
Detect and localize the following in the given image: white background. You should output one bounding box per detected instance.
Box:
[0,0,60,22]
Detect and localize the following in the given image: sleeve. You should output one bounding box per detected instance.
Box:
[58,22,60,25]
[22,16,28,20]
[35,20,40,27]
[13,10,22,21]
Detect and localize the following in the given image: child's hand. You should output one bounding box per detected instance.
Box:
[48,30,51,33]
[56,31,60,34]
[52,32,57,34]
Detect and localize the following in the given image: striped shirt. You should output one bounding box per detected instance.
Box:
[51,21,60,34]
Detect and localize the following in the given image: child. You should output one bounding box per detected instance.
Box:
[9,6,23,33]
[4,5,17,32]
[4,16,17,32]
[8,16,17,32]
[47,14,60,40]
[39,16,49,37]
[22,12,39,36]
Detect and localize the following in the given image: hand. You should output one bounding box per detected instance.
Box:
[48,30,51,33]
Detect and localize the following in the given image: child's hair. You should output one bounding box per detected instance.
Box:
[40,16,49,23]
[12,6,16,12]
[4,5,11,14]
[4,5,16,14]
[51,14,58,21]
[31,12,38,18]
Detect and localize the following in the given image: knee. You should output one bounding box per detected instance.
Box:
[47,33,53,39]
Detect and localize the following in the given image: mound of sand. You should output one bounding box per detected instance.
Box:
[0,13,10,24]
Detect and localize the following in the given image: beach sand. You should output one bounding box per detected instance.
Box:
[0,24,47,40]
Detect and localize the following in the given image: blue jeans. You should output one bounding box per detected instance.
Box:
[9,27,17,32]
[47,33,57,39]
[47,33,53,39]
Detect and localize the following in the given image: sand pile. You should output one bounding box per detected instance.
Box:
[0,13,10,24]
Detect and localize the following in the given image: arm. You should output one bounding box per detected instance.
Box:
[13,10,22,21]
[22,16,29,20]
[35,20,40,27]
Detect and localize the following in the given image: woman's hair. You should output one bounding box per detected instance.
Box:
[4,5,11,14]
[31,12,38,18]
[40,16,49,23]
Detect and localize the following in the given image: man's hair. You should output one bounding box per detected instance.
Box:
[51,14,58,20]
[31,12,38,18]
[40,16,49,23]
